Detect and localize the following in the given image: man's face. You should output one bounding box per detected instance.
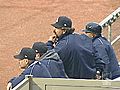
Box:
[53,28,64,38]
[19,59,28,69]
[85,32,94,38]
[35,53,41,60]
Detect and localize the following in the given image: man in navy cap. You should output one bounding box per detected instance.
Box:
[32,42,67,78]
[46,16,97,79]
[32,42,48,60]
[83,22,120,80]
[7,48,51,90]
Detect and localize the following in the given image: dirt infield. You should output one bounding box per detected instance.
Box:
[0,0,120,90]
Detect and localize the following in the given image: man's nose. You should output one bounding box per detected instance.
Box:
[53,29,56,33]
[53,30,56,35]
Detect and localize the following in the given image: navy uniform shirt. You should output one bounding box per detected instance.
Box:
[92,35,120,79]
[39,49,67,78]
[47,33,97,79]
[9,61,51,88]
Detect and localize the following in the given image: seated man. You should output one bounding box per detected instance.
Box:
[7,48,51,90]
[46,16,97,79]
[83,22,120,80]
[32,42,67,78]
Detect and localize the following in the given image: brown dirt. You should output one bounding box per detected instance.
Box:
[0,0,120,90]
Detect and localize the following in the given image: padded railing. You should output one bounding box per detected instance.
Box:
[12,75,120,90]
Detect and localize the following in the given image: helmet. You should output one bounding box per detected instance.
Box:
[84,22,102,34]
[51,16,72,29]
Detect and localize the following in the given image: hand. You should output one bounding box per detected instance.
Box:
[7,82,12,90]
[48,35,56,43]
[96,70,102,80]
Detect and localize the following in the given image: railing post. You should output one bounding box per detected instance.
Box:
[25,75,33,90]
[108,25,112,43]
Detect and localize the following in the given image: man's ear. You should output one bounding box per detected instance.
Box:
[62,29,66,34]
[24,59,29,64]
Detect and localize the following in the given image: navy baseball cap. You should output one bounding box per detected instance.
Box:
[14,47,36,60]
[51,16,72,29]
[32,42,48,54]
[83,22,102,34]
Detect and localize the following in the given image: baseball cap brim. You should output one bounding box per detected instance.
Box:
[51,22,62,29]
[14,54,24,60]
[82,29,92,33]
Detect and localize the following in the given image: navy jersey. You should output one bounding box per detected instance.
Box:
[9,61,51,88]
[92,35,120,79]
[39,49,67,78]
[47,33,96,79]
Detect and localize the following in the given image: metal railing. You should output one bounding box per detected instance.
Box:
[99,7,120,44]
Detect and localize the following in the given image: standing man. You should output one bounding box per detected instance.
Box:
[7,48,51,90]
[46,16,98,79]
[32,42,67,78]
[83,22,120,79]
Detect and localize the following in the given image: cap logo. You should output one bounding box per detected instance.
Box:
[35,50,39,53]
[64,24,67,26]
[88,26,92,29]
[25,55,27,58]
